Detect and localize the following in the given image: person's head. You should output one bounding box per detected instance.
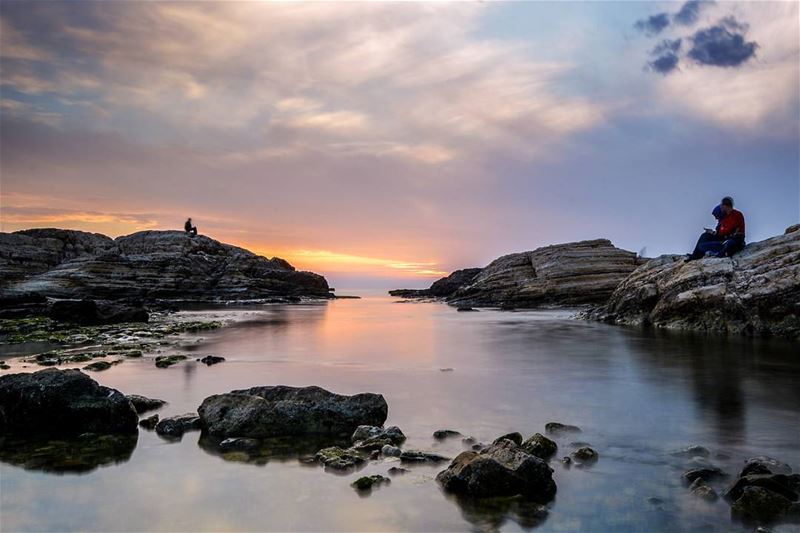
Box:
[187,217,192,222]
[712,205,724,220]
[720,196,734,215]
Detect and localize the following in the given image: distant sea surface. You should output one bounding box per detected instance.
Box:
[2,292,798,532]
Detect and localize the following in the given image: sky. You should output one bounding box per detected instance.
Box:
[1,1,798,289]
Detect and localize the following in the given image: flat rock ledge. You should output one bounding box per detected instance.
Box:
[0,229,330,304]
[0,369,138,436]
[591,227,800,338]
[198,385,388,438]
[447,239,640,308]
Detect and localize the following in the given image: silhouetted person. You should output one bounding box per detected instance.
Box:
[687,197,745,260]
[184,218,197,236]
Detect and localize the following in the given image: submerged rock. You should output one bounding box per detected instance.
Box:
[387,466,410,476]
[683,466,727,484]
[351,474,390,492]
[155,355,188,368]
[447,240,639,308]
[571,447,599,464]
[436,439,556,501]
[724,473,800,503]
[544,422,581,436]
[126,394,167,414]
[740,456,794,477]
[219,437,260,453]
[433,429,462,440]
[594,227,800,338]
[400,450,451,464]
[0,369,138,436]
[198,385,388,438]
[381,444,402,457]
[0,229,330,302]
[689,478,719,501]
[521,433,557,460]
[155,413,201,438]
[83,360,118,372]
[198,355,225,366]
[670,445,710,458]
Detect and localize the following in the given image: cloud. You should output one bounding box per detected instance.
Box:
[673,0,712,26]
[647,39,682,74]
[634,13,671,36]
[687,19,758,67]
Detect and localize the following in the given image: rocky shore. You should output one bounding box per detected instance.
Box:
[0,229,331,318]
[590,225,800,338]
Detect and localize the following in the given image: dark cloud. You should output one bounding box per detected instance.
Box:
[688,20,758,67]
[634,13,670,35]
[673,0,713,26]
[647,39,682,74]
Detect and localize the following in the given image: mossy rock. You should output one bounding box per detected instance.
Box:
[352,474,390,491]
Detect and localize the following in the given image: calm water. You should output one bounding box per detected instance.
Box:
[1,293,799,532]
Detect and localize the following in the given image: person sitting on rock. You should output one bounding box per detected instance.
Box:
[686,197,745,260]
[184,218,198,237]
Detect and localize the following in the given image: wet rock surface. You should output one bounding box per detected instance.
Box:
[351,474,390,492]
[521,433,557,460]
[314,446,365,471]
[592,227,800,338]
[198,355,225,366]
[126,395,167,414]
[400,450,451,464]
[138,414,159,430]
[0,369,138,436]
[198,385,388,438]
[436,439,556,501]
[155,413,201,438]
[544,422,581,436]
[155,355,188,368]
[0,229,330,303]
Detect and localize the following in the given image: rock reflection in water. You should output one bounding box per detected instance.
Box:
[197,434,351,467]
[442,492,550,532]
[0,433,138,474]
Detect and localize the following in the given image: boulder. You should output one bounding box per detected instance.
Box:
[381,444,402,457]
[740,456,794,477]
[731,486,795,524]
[521,433,557,460]
[198,385,388,438]
[0,369,138,436]
[351,425,405,445]
[126,394,167,414]
[155,413,201,438]
[724,474,800,503]
[448,240,639,308]
[433,429,462,440]
[594,228,800,337]
[571,447,599,464]
[683,466,727,483]
[0,229,330,302]
[389,268,483,299]
[436,439,556,501]
[155,355,188,368]
[670,445,710,458]
[47,299,148,325]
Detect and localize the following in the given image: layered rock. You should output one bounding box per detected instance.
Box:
[0,229,330,302]
[448,240,639,308]
[389,268,482,299]
[594,227,800,338]
[198,385,388,438]
[0,369,138,436]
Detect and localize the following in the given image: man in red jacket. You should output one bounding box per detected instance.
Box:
[687,197,746,260]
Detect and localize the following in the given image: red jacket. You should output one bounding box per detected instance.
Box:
[718,209,745,238]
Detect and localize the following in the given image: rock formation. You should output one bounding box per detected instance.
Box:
[0,229,330,303]
[593,226,800,338]
[0,368,139,436]
[198,385,388,438]
[389,268,482,299]
[448,239,640,308]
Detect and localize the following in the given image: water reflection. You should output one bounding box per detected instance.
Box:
[0,433,138,474]
[443,492,550,532]
[197,434,351,466]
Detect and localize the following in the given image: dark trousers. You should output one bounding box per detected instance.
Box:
[689,233,744,260]
[186,227,197,236]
